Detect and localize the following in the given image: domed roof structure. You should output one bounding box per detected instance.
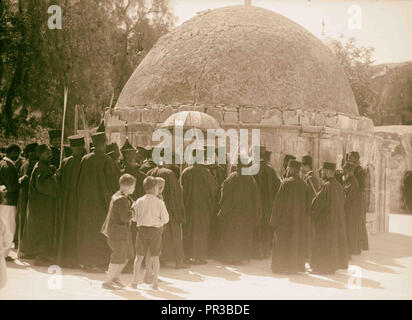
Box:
[115,5,359,116]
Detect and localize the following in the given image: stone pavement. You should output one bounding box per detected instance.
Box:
[1,213,411,300]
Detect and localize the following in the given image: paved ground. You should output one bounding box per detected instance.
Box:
[1,213,411,300]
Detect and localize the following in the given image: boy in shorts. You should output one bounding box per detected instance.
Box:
[130,176,169,290]
[101,174,136,290]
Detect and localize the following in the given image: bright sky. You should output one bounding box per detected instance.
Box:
[170,0,412,65]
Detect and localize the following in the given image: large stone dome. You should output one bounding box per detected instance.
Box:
[115,5,359,116]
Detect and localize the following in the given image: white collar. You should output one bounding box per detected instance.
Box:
[3,157,15,166]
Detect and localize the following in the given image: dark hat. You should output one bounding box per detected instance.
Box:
[64,145,73,157]
[24,142,38,154]
[136,146,153,159]
[348,151,360,161]
[96,119,105,133]
[262,149,272,161]
[122,149,136,158]
[36,144,50,155]
[121,138,135,152]
[343,161,356,171]
[287,159,301,169]
[283,154,296,164]
[91,132,106,146]
[6,144,21,154]
[106,143,119,156]
[238,154,252,167]
[48,129,61,140]
[68,135,85,147]
[323,162,336,171]
[251,145,270,160]
[302,155,313,166]
[121,139,136,158]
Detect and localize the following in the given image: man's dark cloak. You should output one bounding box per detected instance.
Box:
[76,151,120,268]
[311,177,349,274]
[354,165,369,251]
[56,153,84,266]
[206,163,226,256]
[139,159,156,174]
[20,160,58,259]
[343,175,362,256]
[217,171,260,263]
[148,166,186,262]
[181,164,217,260]
[253,162,280,258]
[270,174,310,273]
[303,170,320,260]
[16,159,37,250]
[0,157,19,206]
[50,146,61,169]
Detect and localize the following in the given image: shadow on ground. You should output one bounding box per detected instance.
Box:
[6,232,412,298]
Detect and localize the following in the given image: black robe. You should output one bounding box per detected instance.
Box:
[56,154,83,266]
[50,146,61,169]
[16,159,37,250]
[148,166,186,263]
[217,171,260,263]
[76,151,120,268]
[270,174,310,273]
[139,159,156,174]
[181,164,217,260]
[343,175,362,256]
[253,162,280,258]
[354,165,369,251]
[206,163,226,256]
[20,160,58,259]
[311,177,349,274]
[303,171,320,261]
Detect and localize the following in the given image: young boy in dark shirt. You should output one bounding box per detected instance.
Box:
[101,174,136,290]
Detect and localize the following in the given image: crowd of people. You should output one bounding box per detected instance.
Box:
[0,124,370,290]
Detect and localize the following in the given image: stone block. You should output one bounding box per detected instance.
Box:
[223,105,238,112]
[262,109,282,126]
[240,108,263,123]
[159,106,175,122]
[224,111,238,123]
[357,117,374,133]
[282,110,299,125]
[193,105,206,113]
[333,114,357,131]
[179,105,195,112]
[127,108,142,123]
[206,106,223,122]
[142,108,157,123]
[325,114,339,128]
[299,110,315,126]
[314,113,325,126]
[107,114,126,127]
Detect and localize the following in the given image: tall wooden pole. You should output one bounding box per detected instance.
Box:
[60,86,68,167]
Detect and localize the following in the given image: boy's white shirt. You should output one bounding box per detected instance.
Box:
[132,194,169,227]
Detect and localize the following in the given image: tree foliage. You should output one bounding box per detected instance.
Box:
[0,0,175,139]
[327,35,377,120]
